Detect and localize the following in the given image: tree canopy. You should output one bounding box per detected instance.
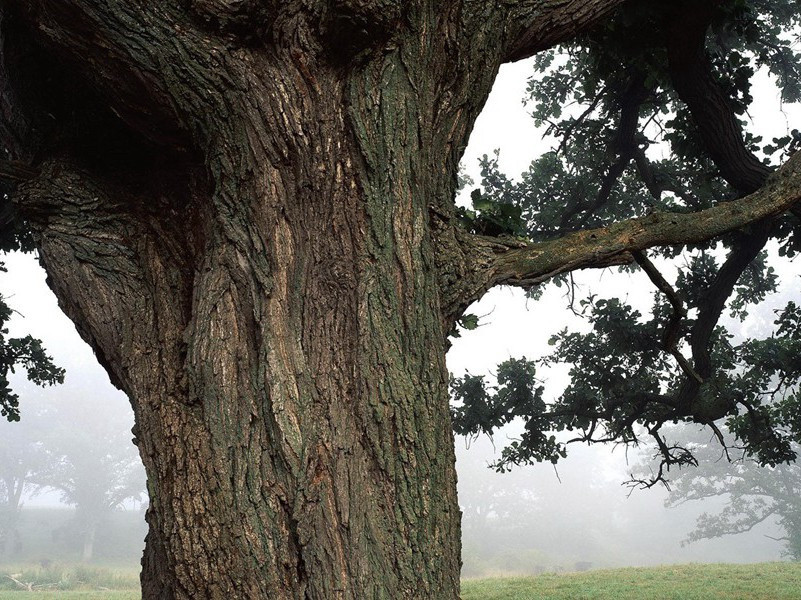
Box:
[451,0,801,485]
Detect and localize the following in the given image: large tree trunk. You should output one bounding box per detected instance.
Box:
[32,65,461,600]
[0,1,625,597]
[9,10,472,599]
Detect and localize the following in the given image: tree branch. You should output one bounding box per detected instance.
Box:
[0,159,37,183]
[632,250,702,384]
[665,0,771,195]
[486,151,801,293]
[440,151,800,325]
[558,73,650,229]
[502,0,625,63]
[4,2,193,147]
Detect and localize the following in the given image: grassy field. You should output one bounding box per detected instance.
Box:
[0,563,139,598]
[462,562,801,599]
[0,594,137,600]
[0,561,798,598]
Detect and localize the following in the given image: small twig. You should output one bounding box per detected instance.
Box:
[706,420,732,462]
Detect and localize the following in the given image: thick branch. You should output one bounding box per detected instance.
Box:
[670,223,770,419]
[488,151,801,291]
[559,73,649,228]
[665,0,771,195]
[502,0,625,63]
[0,159,36,183]
[4,2,192,147]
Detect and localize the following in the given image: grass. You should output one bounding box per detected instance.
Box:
[0,594,137,600]
[461,562,801,599]
[0,561,797,598]
[0,564,139,595]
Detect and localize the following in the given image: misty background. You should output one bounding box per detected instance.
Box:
[0,57,798,575]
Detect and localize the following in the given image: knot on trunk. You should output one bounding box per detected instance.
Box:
[320,0,404,64]
[190,0,273,41]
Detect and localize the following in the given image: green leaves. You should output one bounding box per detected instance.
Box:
[456,183,526,238]
[451,357,573,469]
[0,272,64,421]
[452,0,801,479]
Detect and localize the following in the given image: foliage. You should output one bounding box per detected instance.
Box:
[0,165,63,421]
[0,275,64,422]
[452,0,801,481]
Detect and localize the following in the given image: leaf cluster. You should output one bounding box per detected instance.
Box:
[0,262,64,421]
[453,0,801,483]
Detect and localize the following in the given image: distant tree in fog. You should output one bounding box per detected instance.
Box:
[0,417,45,559]
[644,424,801,560]
[32,398,146,561]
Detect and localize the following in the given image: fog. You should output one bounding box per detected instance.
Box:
[450,271,796,577]
[0,248,795,574]
[0,58,798,574]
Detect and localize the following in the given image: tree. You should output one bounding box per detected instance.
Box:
[0,1,799,598]
[0,390,145,562]
[0,415,46,560]
[451,0,801,476]
[662,428,801,561]
[34,396,146,562]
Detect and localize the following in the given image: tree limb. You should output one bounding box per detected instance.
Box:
[632,250,702,384]
[558,72,650,229]
[501,0,625,63]
[665,0,771,195]
[4,2,194,147]
[0,160,37,183]
[485,151,801,295]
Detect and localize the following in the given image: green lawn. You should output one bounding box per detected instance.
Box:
[461,562,801,599]
[1,562,798,598]
[0,594,137,600]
